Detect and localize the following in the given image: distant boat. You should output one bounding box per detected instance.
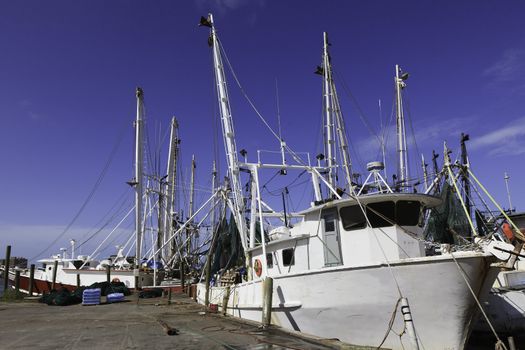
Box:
[194,14,509,349]
[3,88,158,294]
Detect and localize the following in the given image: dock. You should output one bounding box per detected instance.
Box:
[0,291,379,350]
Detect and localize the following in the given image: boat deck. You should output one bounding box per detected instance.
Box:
[0,291,380,350]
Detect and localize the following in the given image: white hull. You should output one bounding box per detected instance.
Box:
[198,252,498,350]
[8,266,153,293]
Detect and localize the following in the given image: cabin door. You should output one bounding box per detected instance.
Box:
[322,209,343,266]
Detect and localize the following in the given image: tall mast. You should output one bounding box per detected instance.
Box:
[322,32,337,190]
[187,155,196,255]
[460,133,471,231]
[395,65,409,191]
[202,14,248,251]
[421,154,429,190]
[322,32,354,193]
[164,117,179,265]
[134,87,145,285]
[210,160,217,231]
[504,172,513,212]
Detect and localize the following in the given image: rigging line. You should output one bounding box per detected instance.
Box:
[78,187,132,246]
[403,93,423,182]
[76,197,133,251]
[334,70,381,142]
[217,38,284,149]
[81,204,135,267]
[275,78,283,141]
[30,122,128,261]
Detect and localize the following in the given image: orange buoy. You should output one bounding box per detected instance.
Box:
[254,258,263,277]
[502,222,514,241]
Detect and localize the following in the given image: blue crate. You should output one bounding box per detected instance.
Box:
[82,288,101,305]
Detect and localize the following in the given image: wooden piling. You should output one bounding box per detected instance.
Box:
[28,264,35,296]
[180,261,185,293]
[167,288,172,305]
[222,286,230,316]
[51,260,58,290]
[14,270,20,294]
[3,245,11,292]
[262,277,273,327]
[76,274,80,288]
[106,265,111,284]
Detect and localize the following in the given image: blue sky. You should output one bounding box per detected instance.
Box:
[1,0,524,260]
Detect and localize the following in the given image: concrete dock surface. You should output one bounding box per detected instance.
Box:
[0,292,380,350]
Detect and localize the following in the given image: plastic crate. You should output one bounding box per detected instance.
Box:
[82,288,101,305]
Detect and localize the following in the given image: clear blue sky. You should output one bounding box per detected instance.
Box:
[1,0,524,260]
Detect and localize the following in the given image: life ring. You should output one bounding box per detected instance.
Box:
[502,222,514,241]
[112,278,121,283]
[254,258,263,277]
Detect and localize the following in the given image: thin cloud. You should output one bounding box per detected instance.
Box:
[354,116,473,159]
[484,48,525,83]
[470,116,525,156]
[195,0,265,16]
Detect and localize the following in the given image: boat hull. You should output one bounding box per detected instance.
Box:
[197,252,498,350]
[6,268,152,294]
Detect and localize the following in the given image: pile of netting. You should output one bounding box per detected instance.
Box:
[39,281,131,306]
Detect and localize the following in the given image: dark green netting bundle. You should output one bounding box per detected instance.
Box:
[424,182,470,244]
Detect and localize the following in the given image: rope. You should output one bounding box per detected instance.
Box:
[376,297,403,349]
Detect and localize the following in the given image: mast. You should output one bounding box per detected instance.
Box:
[187,155,196,255]
[431,150,440,193]
[210,161,217,231]
[202,14,248,251]
[321,32,337,191]
[134,87,145,287]
[164,117,179,265]
[460,133,472,230]
[421,154,429,190]
[504,172,513,212]
[395,65,409,191]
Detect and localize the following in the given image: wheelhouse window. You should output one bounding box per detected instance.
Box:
[340,205,367,231]
[340,200,424,230]
[367,201,395,228]
[282,248,295,266]
[396,201,421,226]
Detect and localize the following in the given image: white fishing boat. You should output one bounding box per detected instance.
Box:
[191,14,514,349]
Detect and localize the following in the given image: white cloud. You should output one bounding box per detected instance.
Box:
[470,116,525,156]
[484,49,525,81]
[195,0,265,16]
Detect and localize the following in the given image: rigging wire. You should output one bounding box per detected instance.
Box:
[30,122,127,261]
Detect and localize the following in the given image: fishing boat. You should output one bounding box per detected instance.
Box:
[3,88,161,294]
[192,14,515,349]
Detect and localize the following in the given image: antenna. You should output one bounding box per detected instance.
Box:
[504,172,513,212]
[275,78,287,170]
[378,98,387,179]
